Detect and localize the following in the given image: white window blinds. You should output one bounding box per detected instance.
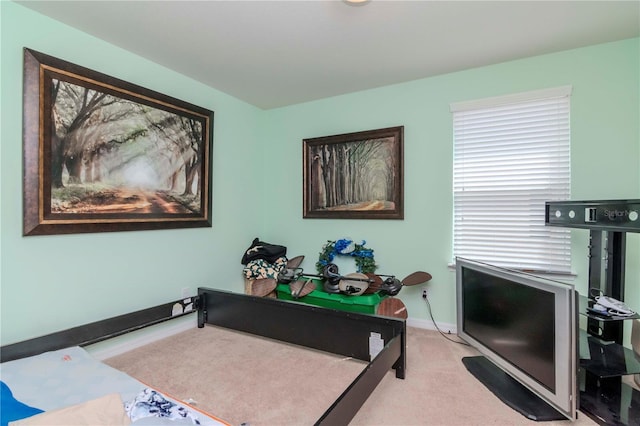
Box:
[451,86,572,274]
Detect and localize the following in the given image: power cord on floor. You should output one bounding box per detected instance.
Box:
[422,291,470,346]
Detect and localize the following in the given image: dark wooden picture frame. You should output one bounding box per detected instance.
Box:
[23,48,214,236]
[303,126,404,220]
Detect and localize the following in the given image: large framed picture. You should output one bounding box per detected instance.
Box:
[303,126,404,220]
[22,48,214,236]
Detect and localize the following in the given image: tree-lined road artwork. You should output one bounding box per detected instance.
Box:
[324,200,395,211]
[309,137,397,212]
[49,78,205,216]
[52,188,193,215]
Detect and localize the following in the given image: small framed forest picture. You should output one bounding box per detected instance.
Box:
[303,126,404,220]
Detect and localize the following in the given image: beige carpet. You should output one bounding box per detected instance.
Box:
[105,326,599,426]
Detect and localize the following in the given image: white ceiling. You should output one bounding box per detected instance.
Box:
[17,0,640,110]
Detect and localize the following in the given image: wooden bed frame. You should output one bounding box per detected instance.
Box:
[1,288,406,425]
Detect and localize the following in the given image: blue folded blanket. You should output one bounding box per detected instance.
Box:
[0,381,43,426]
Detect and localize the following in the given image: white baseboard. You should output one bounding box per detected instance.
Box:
[407,317,457,334]
[86,315,197,361]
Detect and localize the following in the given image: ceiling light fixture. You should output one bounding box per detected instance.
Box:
[344,0,371,6]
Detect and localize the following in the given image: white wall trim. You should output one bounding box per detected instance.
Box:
[87,315,197,361]
[450,85,572,112]
[407,317,457,335]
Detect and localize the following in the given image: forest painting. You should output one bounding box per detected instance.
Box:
[23,49,213,235]
[303,126,403,220]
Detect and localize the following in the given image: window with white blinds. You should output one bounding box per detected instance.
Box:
[451,86,572,274]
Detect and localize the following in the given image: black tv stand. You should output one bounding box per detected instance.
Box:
[546,199,640,425]
[462,356,566,421]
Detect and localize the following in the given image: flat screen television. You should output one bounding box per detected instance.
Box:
[455,257,578,421]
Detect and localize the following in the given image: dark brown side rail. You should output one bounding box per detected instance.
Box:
[197,287,406,425]
[315,334,403,425]
[1,297,196,362]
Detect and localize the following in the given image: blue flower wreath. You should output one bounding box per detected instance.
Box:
[316,238,376,275]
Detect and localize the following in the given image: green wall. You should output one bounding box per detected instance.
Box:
[2,2,639,347]
[0,2,266,345]
[259,38,640,335]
